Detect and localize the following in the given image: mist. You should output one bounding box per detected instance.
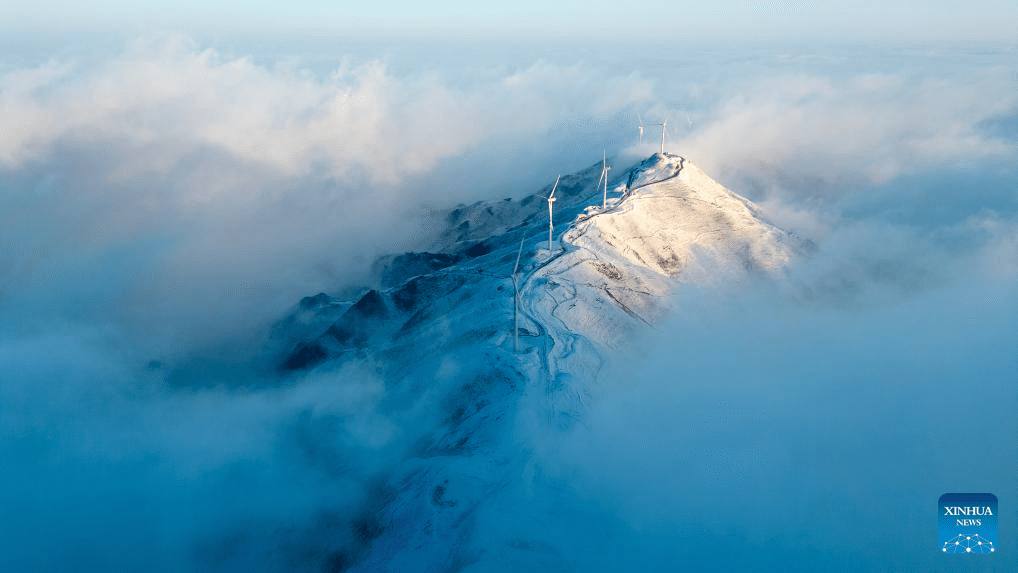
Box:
[506,229,1017,571]
[1,34,1016,571]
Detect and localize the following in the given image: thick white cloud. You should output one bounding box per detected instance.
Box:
[0,36,654,181]
[676,70,1017,189]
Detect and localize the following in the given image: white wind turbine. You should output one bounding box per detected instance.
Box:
[637,114,645,146]
[658,118,668,155]
[512,233,525,352]
[596,149,611,210]
[547,175,560,250]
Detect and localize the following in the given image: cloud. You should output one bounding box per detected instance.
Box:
[0,35,655,180]
[713,73,1012,174]
[673,69,1017,213]
[494,218,1018,571]
[0,318,458,571]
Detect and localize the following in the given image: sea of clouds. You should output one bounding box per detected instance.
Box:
[1,35,1015,571]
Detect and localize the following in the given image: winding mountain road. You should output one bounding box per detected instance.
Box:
[512,155,686,421]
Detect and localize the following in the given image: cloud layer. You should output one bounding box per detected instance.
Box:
[1,36,1016,571]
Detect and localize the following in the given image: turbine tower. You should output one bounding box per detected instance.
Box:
[637,114,645,146]
[547,175,560,249]
[658,119,668,155]
[596,150,611,210]
[512,233,525,352]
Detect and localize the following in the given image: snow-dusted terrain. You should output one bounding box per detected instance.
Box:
[275,153,798,570]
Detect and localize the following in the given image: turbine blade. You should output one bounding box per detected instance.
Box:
[549,175,560,199]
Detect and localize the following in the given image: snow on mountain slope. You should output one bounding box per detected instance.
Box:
[577,154,790,278]
[528,153,792,349]
[274,152,799,571]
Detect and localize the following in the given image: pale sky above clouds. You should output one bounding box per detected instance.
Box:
[3,0,1017,43]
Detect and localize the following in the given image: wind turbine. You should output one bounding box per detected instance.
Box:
[596,149,611,210]
[658,118,668,155]
[511,233,525,352]
[637,114,645,146]
[547,175,560,250]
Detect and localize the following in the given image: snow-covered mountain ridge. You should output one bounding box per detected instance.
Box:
[278,152,792,371]
[272,152,799,571]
